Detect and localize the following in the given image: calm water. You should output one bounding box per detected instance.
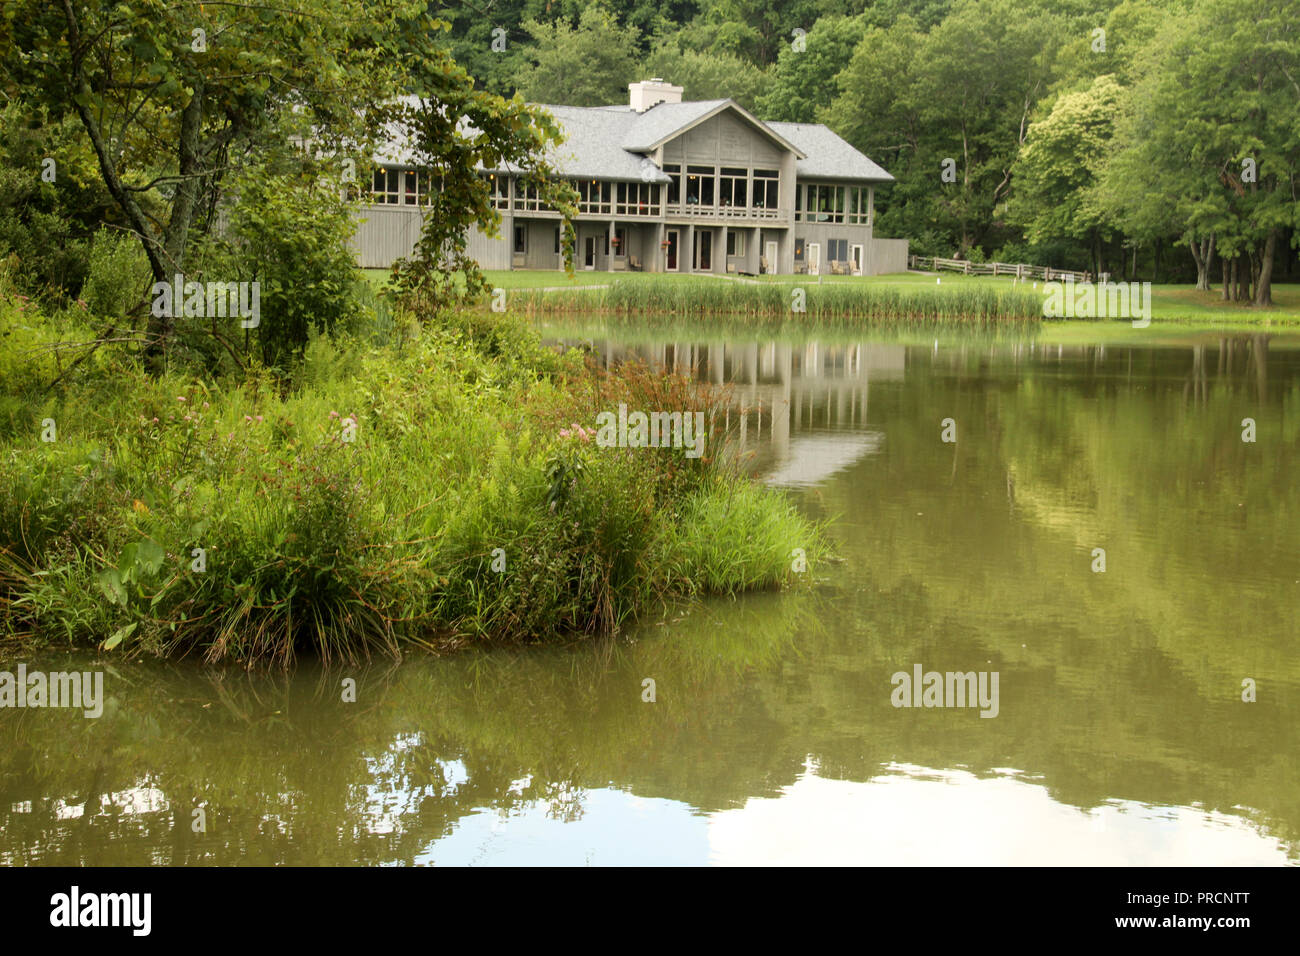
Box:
[3,331,1298,865]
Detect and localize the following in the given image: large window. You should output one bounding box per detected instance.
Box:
[664,164,681,205]
[848,186,870,224]
[615,181,661,216]
[372,168,404,204]
[486,173,509,210]
[753,169,779,212]
[576,179,612,214]
[827,239,848,262]
[719,168,748,209]
[517,181,544,211]
[686,165,714,207]
[372,168,430,205]
[726,232,746,257]
[513,224,527,254]
[802,184,845,223]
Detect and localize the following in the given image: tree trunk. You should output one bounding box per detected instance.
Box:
[1254,231,1275,306]
[1190,235,1215,290]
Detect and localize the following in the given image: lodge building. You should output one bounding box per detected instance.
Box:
[354,79,907,277]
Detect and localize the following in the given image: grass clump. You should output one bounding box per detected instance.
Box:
[0,274,823,667]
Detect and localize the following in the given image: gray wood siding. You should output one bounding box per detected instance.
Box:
[352,205,427,269]
[865,238,910,275]
[661,113,783,167]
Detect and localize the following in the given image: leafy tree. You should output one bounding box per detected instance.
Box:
[826,0,1060,257]
[755,14,865,121]
[686,0,823,67]
[1010,75,1122,277]
[1095,0,1298,301]
[515,6,641,105]
[206,168,362,369]
[0,103,118,300]
[641,35,766,110]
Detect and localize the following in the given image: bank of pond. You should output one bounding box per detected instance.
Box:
[0,300,821,667]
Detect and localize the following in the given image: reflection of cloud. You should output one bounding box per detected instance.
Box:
[415,788,706,866]
[707,764,1292,866]
[763,431,883,488]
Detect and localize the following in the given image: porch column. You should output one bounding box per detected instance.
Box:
[720,224,729,274]
[607,219,616,272]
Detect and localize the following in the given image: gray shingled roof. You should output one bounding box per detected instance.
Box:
[374,96,891,185]
[766,122,895,182]
[531,104,672,183]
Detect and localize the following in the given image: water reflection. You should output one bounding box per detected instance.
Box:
[2,333,1297,865]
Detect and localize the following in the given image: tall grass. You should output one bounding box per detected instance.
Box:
[506,275,1041,331]
[0,276,824,667]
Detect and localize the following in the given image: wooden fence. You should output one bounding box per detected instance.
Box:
[909,255,1094,283]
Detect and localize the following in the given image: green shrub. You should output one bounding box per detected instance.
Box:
[81,229,153,320]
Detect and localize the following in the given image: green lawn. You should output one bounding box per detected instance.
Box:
[752,272,1300,325]
[363,267,611,291]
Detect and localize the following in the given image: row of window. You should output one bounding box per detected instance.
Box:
[510,226,749,258]
[371,169,869,226]
[793,238,855,263]
[795,184,871,224]
[662,164,780,211]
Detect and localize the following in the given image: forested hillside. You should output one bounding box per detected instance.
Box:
[432,0,1298,293]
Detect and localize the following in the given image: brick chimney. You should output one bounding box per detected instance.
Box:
[628,79,683,112]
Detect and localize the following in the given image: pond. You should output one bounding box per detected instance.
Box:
[2,328,1297,865]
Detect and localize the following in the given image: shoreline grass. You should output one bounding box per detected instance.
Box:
[502,274,1041,331]
[423,269,1300,328]
[0,281,824,668]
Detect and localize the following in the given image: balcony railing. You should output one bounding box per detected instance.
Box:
[666,202,785,220]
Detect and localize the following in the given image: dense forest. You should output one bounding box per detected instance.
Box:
[433,0,1299,296]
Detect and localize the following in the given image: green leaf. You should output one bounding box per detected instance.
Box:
[102,622,137,650]
[96,568,127,606]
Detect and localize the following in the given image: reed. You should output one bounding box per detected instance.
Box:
[505,275,1041,331]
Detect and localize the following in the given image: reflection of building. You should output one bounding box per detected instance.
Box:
[355,80,907,276]
[581,339,903,484]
